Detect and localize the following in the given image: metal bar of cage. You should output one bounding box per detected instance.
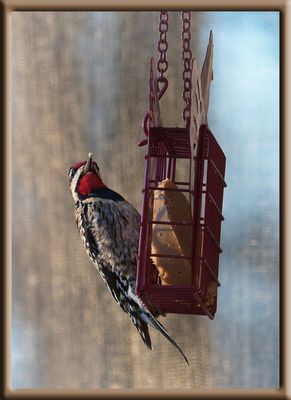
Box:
[136,124,226,318]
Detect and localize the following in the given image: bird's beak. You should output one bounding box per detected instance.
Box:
[83,153,93,174]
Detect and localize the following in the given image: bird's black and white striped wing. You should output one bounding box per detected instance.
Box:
[98,261,153,350]
[74,197,152,349]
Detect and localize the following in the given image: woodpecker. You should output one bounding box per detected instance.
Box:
[69,153,188,364]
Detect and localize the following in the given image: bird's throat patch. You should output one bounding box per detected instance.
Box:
[77,172,106,196]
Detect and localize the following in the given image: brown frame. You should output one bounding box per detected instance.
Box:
[2,1,287,399]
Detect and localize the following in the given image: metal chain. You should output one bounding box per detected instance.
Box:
[181,11,192,127]
[156,11,169,100]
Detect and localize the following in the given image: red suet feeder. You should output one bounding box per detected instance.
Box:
[136,12,226,319]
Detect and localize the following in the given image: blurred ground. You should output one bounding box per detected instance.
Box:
[11,11,279,389]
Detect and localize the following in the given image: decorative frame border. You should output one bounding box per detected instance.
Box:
[2,1,288,399]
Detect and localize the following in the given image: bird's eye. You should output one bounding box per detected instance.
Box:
[68,168,76,178]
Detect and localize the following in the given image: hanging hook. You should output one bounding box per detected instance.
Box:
[157,77,168,100]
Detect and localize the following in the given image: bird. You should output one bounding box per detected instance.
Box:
[68,152,188,364]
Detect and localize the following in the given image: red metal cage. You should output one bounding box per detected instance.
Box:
[136,124,226,319]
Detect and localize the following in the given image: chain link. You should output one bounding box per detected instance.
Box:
[157,12,169,100]
[181,11,192,127]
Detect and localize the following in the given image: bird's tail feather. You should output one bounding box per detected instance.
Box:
[128,311,152,350]
[142,311,189,365]
[127,282,188,363]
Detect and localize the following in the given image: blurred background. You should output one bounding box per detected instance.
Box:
[11,11,279,389]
